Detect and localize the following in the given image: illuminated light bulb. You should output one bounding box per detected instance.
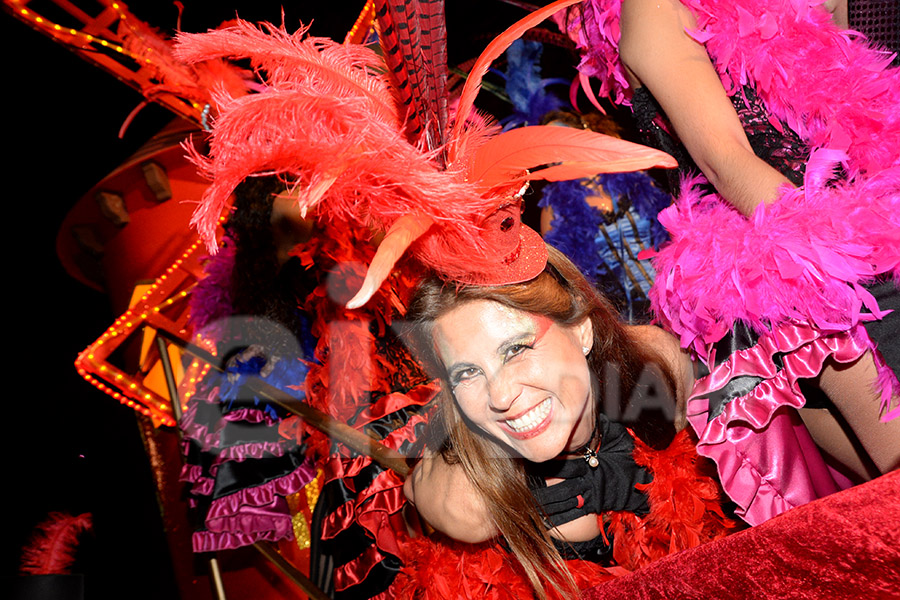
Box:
[160,404,167,410]
[54,24,61,30]
[35,17,43,23]
[129,383,137,389]
[70,29,77,35]
[86,35,93,41]
[88,354,94,359]
[116,374,123,380]
[100,40,108,46]
[126,322,132,328]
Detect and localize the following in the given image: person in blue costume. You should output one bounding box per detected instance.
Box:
[538,110,672,322]
[499,40,673,322]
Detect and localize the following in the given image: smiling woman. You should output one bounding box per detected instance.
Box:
[434,299,595,464]
[402,245,730,598]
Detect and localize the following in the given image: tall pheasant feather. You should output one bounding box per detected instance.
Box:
[374,0,448,160]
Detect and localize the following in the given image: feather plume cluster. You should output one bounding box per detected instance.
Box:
[175,21,505,281]
[20,512,92,575]
[374,0,449,151]
[390,534,619,600]
[652,172,900,354]
[175,13,675,293]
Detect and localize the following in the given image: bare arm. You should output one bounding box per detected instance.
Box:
[619,0,792,216]
[403,449,498,543]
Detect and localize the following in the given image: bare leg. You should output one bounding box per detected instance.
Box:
[818,353,900,473]
[798,407,879,482]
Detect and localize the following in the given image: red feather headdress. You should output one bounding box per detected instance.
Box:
[175,0,675,307]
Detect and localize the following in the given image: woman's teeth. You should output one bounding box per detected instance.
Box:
[505,398,551,433]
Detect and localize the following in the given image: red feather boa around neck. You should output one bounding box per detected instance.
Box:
[389,430,737,599]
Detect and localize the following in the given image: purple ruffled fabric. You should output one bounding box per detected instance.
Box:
[192,459,316,552]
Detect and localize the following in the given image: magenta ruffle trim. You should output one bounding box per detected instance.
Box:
[191,458,317,552]
[213,441,291,463]
[180,398,291,463]
[687,321,872,525]
[180,428,292,467]
[192,527,288,554]
[180,464,215,496]
[222,407,280,425]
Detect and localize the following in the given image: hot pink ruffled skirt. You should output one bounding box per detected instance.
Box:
[686,321,884,526]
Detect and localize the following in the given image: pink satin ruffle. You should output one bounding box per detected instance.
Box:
[688,321,872,526]
[191,459,316,552]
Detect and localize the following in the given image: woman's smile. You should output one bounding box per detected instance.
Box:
[501,397,553,437]
[432,299,596,462]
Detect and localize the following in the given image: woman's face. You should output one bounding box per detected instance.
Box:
[432,299,595,462]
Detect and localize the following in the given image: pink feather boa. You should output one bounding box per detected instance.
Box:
[559,0,900,355]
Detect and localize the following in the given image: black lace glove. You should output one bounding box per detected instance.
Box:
[528,418,652,527]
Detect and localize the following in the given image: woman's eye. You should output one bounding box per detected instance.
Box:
[504,344,531,362]
[450,367,480,387]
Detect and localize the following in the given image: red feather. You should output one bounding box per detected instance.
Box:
[20,512,92,575]
[469,125,677,190]
[449,0,583,165]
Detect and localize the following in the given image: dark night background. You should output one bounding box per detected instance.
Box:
[3,2,573,598]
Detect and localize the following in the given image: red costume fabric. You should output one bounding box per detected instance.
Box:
[389,429,737,598]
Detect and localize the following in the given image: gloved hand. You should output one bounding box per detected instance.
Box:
[529,418,651,527]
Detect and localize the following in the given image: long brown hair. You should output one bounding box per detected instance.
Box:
[407,245,674,598]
